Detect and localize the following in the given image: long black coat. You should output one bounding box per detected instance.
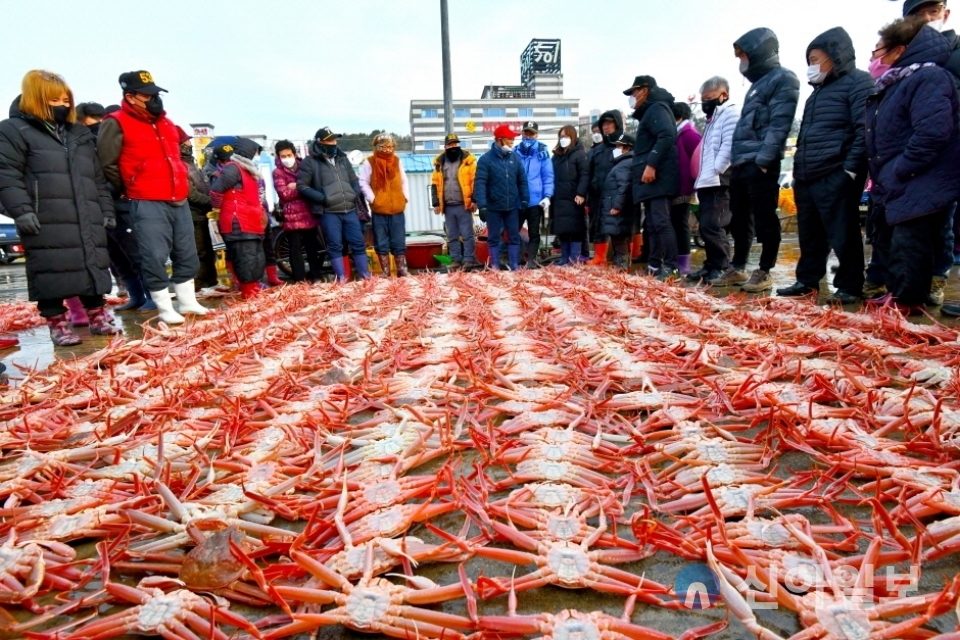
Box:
[600,151,637,237]
[794,27,875,182]
[631,87,680,203]
[0,99,114,301]
[550,143,589,236]
[588,110,624,208]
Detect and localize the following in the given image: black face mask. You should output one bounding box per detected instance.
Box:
[319,143,337,156]
[702,97,726,118]
[444,148,461,162]
[50,105,70,125]
[145,95,164,117]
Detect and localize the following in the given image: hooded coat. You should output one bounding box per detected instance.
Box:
[514,138,555,205]
[866,26,960,225]
[273,156,315,231]
[588,110,624,207]
[631,86,680,203]
[794,27,876,182]
[550,141,589,236]
[600,150,637,237]
[210,140,267,239]
[296,141,363,216]
[0,97,114,301]
[732,28,801,169]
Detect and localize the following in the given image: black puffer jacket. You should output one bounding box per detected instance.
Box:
[600,151,637,237]
[794,28,875,182]
[588,110,624,208]
[941,29,960,89]
[732,28,801,169]
[550,142,589,236]
[0,98,113,301]
[631,87,680,202]
[181,147,211,223]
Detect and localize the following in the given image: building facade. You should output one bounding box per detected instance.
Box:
[409,39,579,153]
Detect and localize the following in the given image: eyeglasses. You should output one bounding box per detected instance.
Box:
[915,2,946,18]
[871,46,888,59]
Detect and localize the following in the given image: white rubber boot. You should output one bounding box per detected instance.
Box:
[173,280,208,316]
[149,288,185,325]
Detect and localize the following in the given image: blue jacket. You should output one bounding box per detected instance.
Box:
[866,26,960,225]
[731,28,801,169]
[514,139,554,205]
[474,143,529,212]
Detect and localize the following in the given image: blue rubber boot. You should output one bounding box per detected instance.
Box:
[115,278,147,312]
[569,242,582,265]
[508,245,521,271]
[138,277,157,312]
[354,253,372,280]
[331,257,347,282]
[558,242,570,266]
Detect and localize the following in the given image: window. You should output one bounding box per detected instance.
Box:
[556,108,572,117]
[423,141,437,150]
[455,108,471,118]
[422,109,439,118]
[518,108,534,117]
[460,140,471,149]
[483,108,506,117]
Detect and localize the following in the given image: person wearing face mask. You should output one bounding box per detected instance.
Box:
[775,27,875,305]
[273,140,323,282]
[599,133,638,271]
[431,133,479,269]
[550,125,589,265]
[98,71,207,324]
[624,75,682,280]
[590,124,603,148]
[474,125,529,270]
[513,122,554,268]
[178,129,218,292]
[359,133,410,277]
[690,77,739,284]
[297,127,372,282]
[712,29,800,292]
[587,111,625,265]
[865,16,960,312]
[0,70,120,346]
[671,102,703,276]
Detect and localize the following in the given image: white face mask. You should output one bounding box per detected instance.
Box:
[500,143,513,153]
[281,156,296,169]
[612,148,623,159]
[559,136,571,148]
[591,132,603,144]
[627,95,637,109]
[929,18,946,32]
[807,63,828,85]
[739,58,750,74]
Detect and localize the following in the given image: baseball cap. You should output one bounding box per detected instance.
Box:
[903,0,945,15]
[118,71,166,95]
[522,121,539,133]
[444,133,461,145]
[493,124,520,139]
[212,142,235,162]
[622,75,658,96]
[314,127,342,142]
[613,133,635,147]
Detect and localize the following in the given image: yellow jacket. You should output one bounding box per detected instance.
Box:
[431,150,476,212]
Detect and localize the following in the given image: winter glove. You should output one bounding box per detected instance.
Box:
[15,213,41,236]
[208,209,220,222]
[103,217,116,230]
[478,208,487,223]
[539,197,551,209]
[521,202,528,210]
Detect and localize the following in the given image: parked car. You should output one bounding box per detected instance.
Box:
[0,211,24,265]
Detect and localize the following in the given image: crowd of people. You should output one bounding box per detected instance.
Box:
[1,0,959,348]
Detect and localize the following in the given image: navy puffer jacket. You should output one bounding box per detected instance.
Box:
[474,143,529,212]
[866,26,960,225]
[794,27,876,182]
[731,28,801,169]
[600,151,637,237]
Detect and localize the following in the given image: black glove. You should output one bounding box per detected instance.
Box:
[104,217,116,230]
[15,212,41,236]
[478,208,487,222]
[521,202,529,210]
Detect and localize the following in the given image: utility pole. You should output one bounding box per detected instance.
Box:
[440,0,454,135]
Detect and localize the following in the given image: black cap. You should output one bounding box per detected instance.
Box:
[903,0,944,15]
[613,133,635,147]
[76,102,105,119]
[444,133,461,144]
[212,142,235,162]
[119,71,166,95]
[623,75,658,95]
[522,121,539,133]
[314,127,342,142]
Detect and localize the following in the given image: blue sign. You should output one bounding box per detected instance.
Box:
[675,564,721,610]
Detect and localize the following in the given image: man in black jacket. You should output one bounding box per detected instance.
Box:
[624,75,681,280]
[586,110,623,263]
[713,28,800,292]
[776,27,874,304]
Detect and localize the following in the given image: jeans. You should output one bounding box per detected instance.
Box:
[320,210,366,260]
[486,209,520,267]
[129,200,199,291]
[878,208,948,306]
[444,204,476,262]
[794,170,865,295]
[697,187,731,271]
[106,211,142,281]
[287,228,325,282]
[644,197,677,271]
[670,202,692,256]
[519,205,543,262]
[193,218,219,289]
[38,295,105,318]
[935,201,958,276]
[729,162,782,271]
[372,212,407,255]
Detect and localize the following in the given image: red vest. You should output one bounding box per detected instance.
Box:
[219,162,267,236]
[106,102,188,202]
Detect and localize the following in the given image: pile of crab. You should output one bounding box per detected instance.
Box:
[2,267,960,640]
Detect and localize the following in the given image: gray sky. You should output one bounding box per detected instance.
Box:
[1,0,905,142]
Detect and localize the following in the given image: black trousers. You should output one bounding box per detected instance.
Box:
[226,238,266,284]
[287,228,325,282]
[106,211,142,281]
[645,197,677,271]
[794,170,865,295]
[730,162,781,271]
[874,207,948,307]
[263,224,277,267]
[697,187,732,271]
[38,295,105,318]
[670,202,692,256]
[193,218,219,289]
[519,205,543,260]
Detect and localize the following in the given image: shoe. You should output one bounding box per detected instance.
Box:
[589,242,609,265]
[64,297,89,327]
[656,268,679,282]
[686,267,719,282]
[395,254,409,277]
[741,269,773,292]
[710,266,749,286]
[866,292,893,307]
[507,246,521,271]
[46,313,82,346]
[942,304,960,317]
[777,282,817,297]
[238,281,260,299]
[377,254,391,277]
[448,260,462,270]
[558,241,571,266]
[174,280,209,316]
[149,288,185,325]
[116,281,129,298]
[828,290,860,304]
[568,242,582,266]
[677,254,692,276]
[138,277,157,312]
[265,265,284,287]
[115,278,148,311]
[862,280,886,300]
[87,306,121,335]
[927,275,947,306]
[613,254,630,270]
[526,259,542,270]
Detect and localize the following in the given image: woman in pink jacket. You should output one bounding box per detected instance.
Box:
[273,140,324,282]
[671,102,703,276]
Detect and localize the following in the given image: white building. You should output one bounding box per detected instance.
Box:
[409,39,579,153]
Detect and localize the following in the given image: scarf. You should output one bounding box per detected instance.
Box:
[370,150,400,192]
[875,62,937,91]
